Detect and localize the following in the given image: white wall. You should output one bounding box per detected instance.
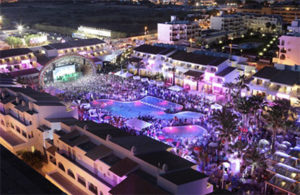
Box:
[210,17,223,30]
[158,23,172,44]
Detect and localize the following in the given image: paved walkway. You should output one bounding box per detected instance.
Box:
[0,128,25,146]
[47,172,88,195]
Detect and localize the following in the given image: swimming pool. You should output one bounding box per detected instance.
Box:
[162,125,207,138]
[92,96,202,120]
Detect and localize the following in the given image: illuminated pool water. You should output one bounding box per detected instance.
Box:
[162,125,207,138]
[92,96,202,120]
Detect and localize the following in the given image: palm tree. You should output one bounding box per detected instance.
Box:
[243,145,267,176]
[235,75,249,92]
[265,22,271,32]
[223,82,236,103]
[210,106,239,150]
[263,99,297,152]
[234,96,252,127]
[248,95,266,128]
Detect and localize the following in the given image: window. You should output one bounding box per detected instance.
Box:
[1,120,4,126]
[67,169,75,179]
[22,131,27,138]
[58,162,65,172]
[10,123,14,129]
[77,175,86,187]
[49,156,56,165]
[257,79,262,85]
[88,183,98,195]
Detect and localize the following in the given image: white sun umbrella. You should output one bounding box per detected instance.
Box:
[209,142,218,147]
[259,139,270,146]
[278,144,288,151]
[282,141,291,147]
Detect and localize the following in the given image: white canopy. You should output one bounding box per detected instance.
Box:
[125,118,152,131]
[211,103,222,110]
[133,76,141,80]
[114,71,122,76]
[156,81,164,87]
[168,85,183,92]
[121,71,133,78]
[149,80,156,85]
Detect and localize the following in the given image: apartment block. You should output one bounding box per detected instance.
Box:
[132,44,246,95]
[236,6,300,24]
[0,48,38,77]
[248,66,300,106]
[158,16,201,45]
[210,14,282,34]
[41,38,107,58]
[0,87,76,153]
[44,119,213,195]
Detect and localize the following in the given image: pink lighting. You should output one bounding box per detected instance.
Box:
[276,93,290,99]
[134,101,142,106]
[159,100,168,105]
[204,71,215,82]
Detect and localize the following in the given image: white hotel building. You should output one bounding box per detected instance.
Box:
[248,65,300,106]
[273,18,300,67]
[210,14,283,34]
[158,16,201,45]
[132,44,250,94]
[41,38,107,58]
[0,48,39,79]
[0,87,213,195]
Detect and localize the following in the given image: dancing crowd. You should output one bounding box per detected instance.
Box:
[46,74,298,194]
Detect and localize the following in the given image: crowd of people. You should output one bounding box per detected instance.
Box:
[46,74,298,194]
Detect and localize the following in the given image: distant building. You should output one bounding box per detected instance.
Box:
[210,13,282,34]
[157,16,201,45]
[242,13,283,33]
[236,6,300,24]
[287,18,300,33]
[196,0,216,7]
[273,33,300,66]
[41,38,107,58]
[210,14,244,33]
[248,65,300,106]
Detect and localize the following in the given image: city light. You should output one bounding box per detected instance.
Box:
[17,25,23,32]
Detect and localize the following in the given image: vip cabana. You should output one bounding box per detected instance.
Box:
[125,118,152,131]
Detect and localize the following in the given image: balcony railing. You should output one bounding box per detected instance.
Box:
[8,111,31,126]
[57,152,113,188]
